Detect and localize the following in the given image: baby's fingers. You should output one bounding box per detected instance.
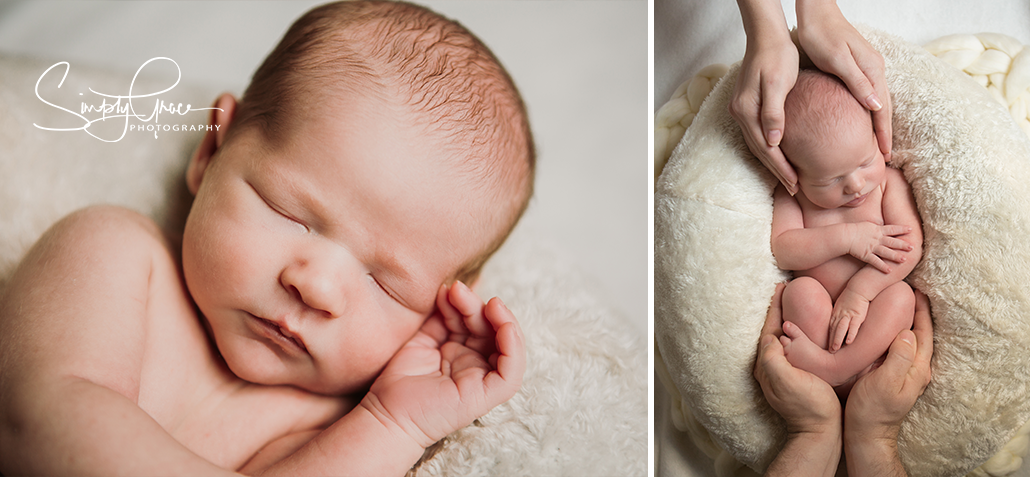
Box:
[830,315,850,353]
[483,298,525,394]
[845,316,865,346]
[865,254,892,274]
[874,245,907,263]
[882,224,911,237]
[881,236,913,253]
[447,281,493,338]
[437,283,468,335]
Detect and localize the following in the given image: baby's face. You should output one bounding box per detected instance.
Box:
[182,94,499,395]
[791,121,885,210]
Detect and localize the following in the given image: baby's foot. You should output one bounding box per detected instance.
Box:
[780,321,842,386]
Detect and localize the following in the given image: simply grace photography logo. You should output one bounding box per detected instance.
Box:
[33,57,221,142]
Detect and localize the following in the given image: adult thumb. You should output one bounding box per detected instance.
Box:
[879,329,917,381]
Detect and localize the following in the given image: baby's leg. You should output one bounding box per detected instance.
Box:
[781,277,832,349]
[782,281,915,388]
[828,282,914,385]
[780,277,840,381]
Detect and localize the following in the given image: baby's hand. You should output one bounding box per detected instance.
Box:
[361,281,526,449]
[829,289,871,352]
[847,222,912,274]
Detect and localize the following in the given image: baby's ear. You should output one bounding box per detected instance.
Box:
[186,93,237,195]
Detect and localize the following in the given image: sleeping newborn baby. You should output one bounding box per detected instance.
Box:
[771,69,923,395]
[0,1,533,475]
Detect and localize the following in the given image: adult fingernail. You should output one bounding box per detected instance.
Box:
[900,331,914,346]
[767,129,782,146]
[866,94,883,111]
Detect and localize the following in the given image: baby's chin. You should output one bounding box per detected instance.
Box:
[220,347,368,396]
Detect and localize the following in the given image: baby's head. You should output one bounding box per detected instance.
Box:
[781,69,885,209]
[180,1,534,395]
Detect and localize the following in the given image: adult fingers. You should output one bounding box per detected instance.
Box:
[762,284,787,338]
[759,72,789,148]
[730,71,799,194]
[875,329,918,395]
[872,102,893,160]
[910,290,934,384]
[739,122,799,195]
[858,51,893,159]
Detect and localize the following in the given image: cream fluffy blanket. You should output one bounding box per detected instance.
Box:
[655,27,1030,475]
[0,54,646,476]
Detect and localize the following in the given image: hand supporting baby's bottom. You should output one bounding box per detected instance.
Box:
[758,286,933,477]
[843,290,934,476]
[361,281,526,449]
[756,284,843,477]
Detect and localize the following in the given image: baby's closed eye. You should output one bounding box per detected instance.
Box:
[249,181,310,233]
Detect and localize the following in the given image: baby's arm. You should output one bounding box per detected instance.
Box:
[255,281,525,477]
[830,168,923,351]
[772,185,910,273]
[0,207,236,476]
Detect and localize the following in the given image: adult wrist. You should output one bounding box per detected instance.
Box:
[769,427,843,477]
[844,433,905,477]
[795,0,840,30]
[737,0,792,42]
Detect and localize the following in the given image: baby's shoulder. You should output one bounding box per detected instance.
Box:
[1,205,183,401]
[50,204,165,241]
[39,205,174,266]
[882,166,910,190]
[880,167,916,207]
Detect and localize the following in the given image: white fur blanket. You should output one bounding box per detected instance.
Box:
[0,53,646,476]
[655,27,1030,475]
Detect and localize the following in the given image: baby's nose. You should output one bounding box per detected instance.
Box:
[280,259,346,318]
[844,174,864,195]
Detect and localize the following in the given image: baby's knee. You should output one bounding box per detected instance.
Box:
[783,277,831,318]
[880,282,915,311]
[876,282,916,327]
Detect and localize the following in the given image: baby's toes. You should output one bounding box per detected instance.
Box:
[781,321,807,340]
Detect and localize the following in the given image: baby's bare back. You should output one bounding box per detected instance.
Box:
[0,206,347,474]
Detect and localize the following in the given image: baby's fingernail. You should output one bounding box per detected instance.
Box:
[866,94,883,111]
[767,129,782,147]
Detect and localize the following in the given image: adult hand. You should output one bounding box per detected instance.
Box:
[843,289,933,476]
[730,0,801,195]
[796,0,893,161]
[755,284,842,476]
